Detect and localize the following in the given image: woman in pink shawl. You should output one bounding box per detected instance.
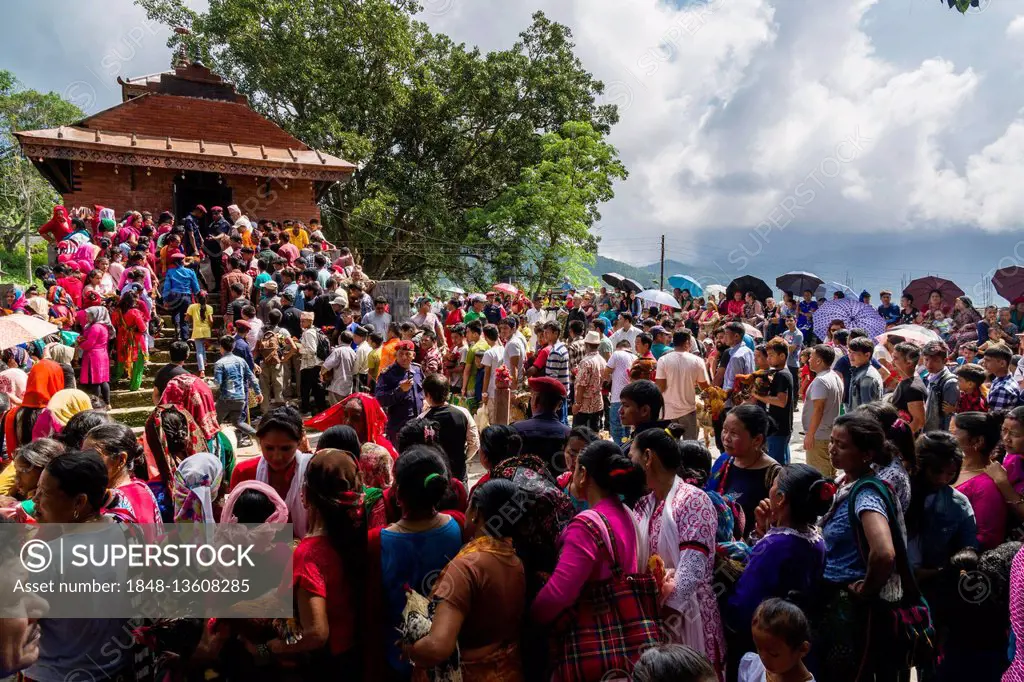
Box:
[1006,548,1024,682]
[79,306,113,405]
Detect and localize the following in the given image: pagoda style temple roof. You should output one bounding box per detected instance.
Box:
[15,126,354,181]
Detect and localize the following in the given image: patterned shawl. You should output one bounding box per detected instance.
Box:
[161,374,219,442]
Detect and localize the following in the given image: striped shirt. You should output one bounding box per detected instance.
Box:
[546,341,571,389]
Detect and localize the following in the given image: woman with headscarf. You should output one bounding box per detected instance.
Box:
[112,289,148,391]
[304,392,399,459]
[3,359,64,454]
[46,285,75,330]
[3,286,26,315]
[42,342,75,389]
[79,306,113,405]
[160,373,235,479]
[38,205,72,242]
[0,350,28,407]
[316,424,392,528]
[31,388,92,440]
[173,452,224,529]
[947,295,982,354]
[143,405,205,522]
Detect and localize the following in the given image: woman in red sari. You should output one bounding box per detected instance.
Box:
[112,290,148,390]
[304,392,399,459]
[444,299,464,348]
[3,359,64,454]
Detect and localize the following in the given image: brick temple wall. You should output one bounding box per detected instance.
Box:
[61,164,321,224]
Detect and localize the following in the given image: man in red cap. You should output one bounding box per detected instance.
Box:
[513,376,571,470]
[374,339,424,442]
[161,251,200,341]
[183,204,207,259]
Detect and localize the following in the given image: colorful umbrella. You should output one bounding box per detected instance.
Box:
[814,281,857,300]
[726,275,772,303]
[813,299,887,341]
[903,276,964,309]
[876,324,940,346]
[638,289,681,309]
[992,267,1024,303]
[667,275,703,296]
[776,271,823,296]
[493,283,518,295]
[0,315,59,351]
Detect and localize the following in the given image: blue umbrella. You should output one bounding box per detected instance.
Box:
[667,275,703,296]
[814,281,857,300]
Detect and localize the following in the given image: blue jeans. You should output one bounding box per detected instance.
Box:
[559,400,569,426]
[610,402,626,446]
[766,434,791,465]
[194,338,207,373]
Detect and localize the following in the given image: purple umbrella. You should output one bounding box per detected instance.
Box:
[813,299,887,341]
[992,267,1024,303]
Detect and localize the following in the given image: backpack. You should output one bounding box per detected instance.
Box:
[258,331,282,365]
[315,330,331,361]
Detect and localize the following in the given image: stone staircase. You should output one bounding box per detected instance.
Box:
[107,291,228,429]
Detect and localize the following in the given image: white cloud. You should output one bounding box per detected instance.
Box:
[425,0,1020,262]
[1007,14,1024,37]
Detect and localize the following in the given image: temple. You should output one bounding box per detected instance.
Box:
[14,58,354,223]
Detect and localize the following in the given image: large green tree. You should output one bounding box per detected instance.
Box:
[0,71,83,251]
[138,0,621,287]
[469,121,626,297]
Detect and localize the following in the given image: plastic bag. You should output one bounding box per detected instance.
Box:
[475,406,490,432]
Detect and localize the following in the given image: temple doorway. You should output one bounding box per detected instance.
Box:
[173,171,233,228]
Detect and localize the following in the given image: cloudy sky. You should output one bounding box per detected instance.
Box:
[6,0,1024,299]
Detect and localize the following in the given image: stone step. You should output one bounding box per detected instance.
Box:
[160,314,226,327]
[108,405,157,428]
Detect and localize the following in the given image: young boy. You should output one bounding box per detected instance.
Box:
[446,324,468,396]
[462,321,486,411]
[751,337,794,465]
[983,344,1021,411]
[955,362,988,413]
[846,337,883,411]
[366,331,383,391]
[958,341,980,366]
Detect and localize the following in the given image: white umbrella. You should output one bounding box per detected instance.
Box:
[876,324,940,346]
[0,315,59,351]
[705,284,727,298]
[637,289,681,309]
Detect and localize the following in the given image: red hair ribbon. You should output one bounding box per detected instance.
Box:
[819,481,837,501]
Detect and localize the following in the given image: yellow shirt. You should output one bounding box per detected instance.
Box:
[186,304,215,339]
[0,463,15,496]
[368,347,382,380]
[289,228,310,250]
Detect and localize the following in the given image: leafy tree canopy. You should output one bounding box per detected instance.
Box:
[0,71,83,250]
[137,0,623,290]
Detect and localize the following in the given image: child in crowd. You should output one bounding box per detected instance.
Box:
[739,598,815,682]
[633,644,718,682]
[959,341,980,366]
[955,363,988,414]
[798,348,813,401]
[930,309,953,338]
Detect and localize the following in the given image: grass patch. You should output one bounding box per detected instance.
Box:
[0,242,48,286]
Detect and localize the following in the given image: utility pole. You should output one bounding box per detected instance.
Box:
[659,234,665,291]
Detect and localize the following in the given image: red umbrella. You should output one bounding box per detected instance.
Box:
[992,267,1024,303]
[493,283,518,295]
[903,276,964,309]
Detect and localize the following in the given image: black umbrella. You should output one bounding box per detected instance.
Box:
[775,271,823,296]
[620,277,643,294]
[602,272,626,290]
[727,275,772,303]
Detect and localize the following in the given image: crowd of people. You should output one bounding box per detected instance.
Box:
[3,203,1024,681]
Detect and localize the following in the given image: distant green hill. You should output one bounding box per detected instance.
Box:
[589,256,661,288]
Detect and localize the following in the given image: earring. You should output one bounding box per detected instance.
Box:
[73,510,79,521]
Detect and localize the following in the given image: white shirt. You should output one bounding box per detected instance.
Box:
[526,307,544,327]
[610,325,640,349]
[503,333,527,382]
[323,345,357,396]
[244,318,264,352]
[299,327,321,370]
[480,344,505,395]
[657,350,709,418]
[606,349,636,403]
[354,340,373,376]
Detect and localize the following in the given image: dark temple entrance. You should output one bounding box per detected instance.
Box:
[173,171,233,227]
